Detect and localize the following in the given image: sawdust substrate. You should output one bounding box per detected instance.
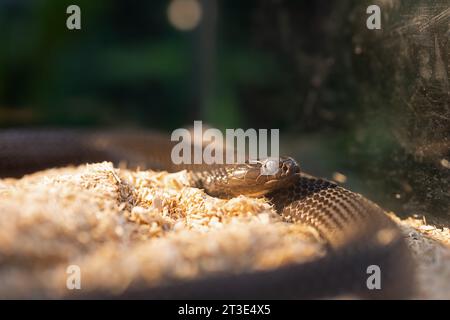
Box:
[0,162,448,299]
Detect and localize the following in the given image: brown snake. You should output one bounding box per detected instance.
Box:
[0,129,415,299]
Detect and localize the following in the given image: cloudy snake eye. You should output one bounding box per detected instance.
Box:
[260,159,279,176]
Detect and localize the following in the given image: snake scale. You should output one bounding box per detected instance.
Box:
[0,129,415,299]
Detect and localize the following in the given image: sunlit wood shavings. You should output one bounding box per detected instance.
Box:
[0,162,324,298]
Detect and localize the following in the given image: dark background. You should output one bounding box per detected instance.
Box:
[0,0,448,221]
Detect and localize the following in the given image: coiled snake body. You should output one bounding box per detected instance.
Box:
[0,129,415,299]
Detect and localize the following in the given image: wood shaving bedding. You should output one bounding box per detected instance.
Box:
[0,162,323,298]
[0,162,448,298]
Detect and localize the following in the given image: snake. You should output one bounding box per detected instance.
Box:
[0,129,415,299]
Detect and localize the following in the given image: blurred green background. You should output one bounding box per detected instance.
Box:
[0,0,448,220]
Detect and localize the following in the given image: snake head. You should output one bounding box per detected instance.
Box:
[221,157,301,198]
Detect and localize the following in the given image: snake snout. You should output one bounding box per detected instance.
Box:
[279,157,300,177]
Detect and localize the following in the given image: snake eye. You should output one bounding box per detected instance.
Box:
[260,159,279,175]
